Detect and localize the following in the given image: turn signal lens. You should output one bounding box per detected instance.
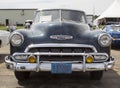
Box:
[28,55,36,63]
[86,56,94,63]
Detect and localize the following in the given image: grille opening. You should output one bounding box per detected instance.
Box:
[28,47,94,62]
[29,47,94,53]
[39,56,83,61]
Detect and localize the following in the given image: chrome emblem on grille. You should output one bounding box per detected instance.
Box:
[50,35,73,40]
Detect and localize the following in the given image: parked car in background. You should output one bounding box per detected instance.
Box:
[5,8,115,82]
[103,24,120,46]
[0,30,10,48]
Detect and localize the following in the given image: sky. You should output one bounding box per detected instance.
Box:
[0,0,116,15]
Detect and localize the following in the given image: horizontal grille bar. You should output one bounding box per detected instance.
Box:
[25,43,97,53]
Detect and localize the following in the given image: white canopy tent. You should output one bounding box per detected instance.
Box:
[94,0,120,25]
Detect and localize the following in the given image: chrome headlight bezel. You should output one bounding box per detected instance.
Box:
[10,32,24,46]
[98,33,112,47]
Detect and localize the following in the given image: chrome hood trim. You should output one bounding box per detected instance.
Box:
[25,43,97,53]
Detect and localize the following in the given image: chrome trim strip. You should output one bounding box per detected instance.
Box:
[36,55,40,72]
[13,52,108,57]
[25,43,97,53]
[83,56,86,72]
[12,52,109,62]
[112,38,120,40]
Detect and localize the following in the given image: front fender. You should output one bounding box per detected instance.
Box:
[88,30,111,55]
[10,29,33,54]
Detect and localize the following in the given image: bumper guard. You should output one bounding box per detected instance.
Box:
[4,52,115,72]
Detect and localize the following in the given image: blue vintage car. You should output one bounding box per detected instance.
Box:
[104,24,120,46]
[5,8,115,82]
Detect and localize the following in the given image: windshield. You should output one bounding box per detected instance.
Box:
[61,10,86,23]
[34,9,87,23]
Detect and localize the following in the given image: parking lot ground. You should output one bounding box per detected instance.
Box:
[0,46,120,88]
[0,45,10,54]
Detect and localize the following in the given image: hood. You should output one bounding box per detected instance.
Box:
[31,22,90,44]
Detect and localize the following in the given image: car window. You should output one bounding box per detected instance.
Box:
[34,12,40,23]
[34,9,87,23]
[61,10,86,23]
[40,10,60,23]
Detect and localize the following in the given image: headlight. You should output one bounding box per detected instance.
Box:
[10,32,24,46]
[98,33,112,47]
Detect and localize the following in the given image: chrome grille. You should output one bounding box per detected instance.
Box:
[25,44,97,62]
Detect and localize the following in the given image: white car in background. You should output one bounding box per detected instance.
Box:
[0,30,10,48]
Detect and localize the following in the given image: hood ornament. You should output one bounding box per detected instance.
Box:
[50,35,73,40]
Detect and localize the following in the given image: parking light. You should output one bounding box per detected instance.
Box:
[86,55,94,63]
[28,55,36,63]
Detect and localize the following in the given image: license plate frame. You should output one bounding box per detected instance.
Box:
[51,63,72,74]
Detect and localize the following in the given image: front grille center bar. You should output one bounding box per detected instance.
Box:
[13,52,108,56]
[24,43,97,53]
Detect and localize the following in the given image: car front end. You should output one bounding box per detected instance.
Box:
[5,9,115,81]
[5,43,114,72]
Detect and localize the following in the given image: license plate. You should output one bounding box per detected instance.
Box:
[51,63,72,74]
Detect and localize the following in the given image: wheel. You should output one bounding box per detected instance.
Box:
[14,71,30,82]
[90,71,103,80]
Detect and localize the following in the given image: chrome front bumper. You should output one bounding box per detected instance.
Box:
[5,54,115,72]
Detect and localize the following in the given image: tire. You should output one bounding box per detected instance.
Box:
[90,71,103,80]
[0,40,1,48]
[14,71,30,82]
